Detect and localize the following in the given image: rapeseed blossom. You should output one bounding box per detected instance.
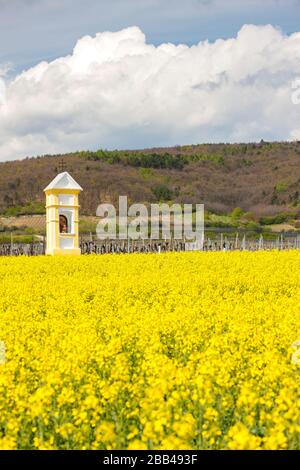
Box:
[0,251,299,449]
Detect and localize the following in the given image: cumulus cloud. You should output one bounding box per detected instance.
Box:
[0,24,300,161]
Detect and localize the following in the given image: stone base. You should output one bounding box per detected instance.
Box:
[46,248,81,256]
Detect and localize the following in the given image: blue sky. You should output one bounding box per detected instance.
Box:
[0,0,300,160]
[1,0,300,76]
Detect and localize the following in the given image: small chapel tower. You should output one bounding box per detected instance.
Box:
[44,172,83,255]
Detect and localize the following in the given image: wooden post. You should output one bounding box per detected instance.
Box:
[235,233,239,250]
[242,235,246,251]
[10,232,13,256]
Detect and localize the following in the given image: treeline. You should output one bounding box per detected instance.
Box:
[80,149,229,168]
[84,150,188,170]
[39,141,296,173]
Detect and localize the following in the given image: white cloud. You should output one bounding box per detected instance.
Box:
[0,24,300,161]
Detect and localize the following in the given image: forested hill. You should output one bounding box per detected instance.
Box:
[1,141,300,218]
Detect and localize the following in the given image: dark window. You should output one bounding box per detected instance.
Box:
[59,215,68,234]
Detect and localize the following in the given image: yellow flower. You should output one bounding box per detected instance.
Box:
[0,251,299,449]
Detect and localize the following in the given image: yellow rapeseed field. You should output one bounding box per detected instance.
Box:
[0,251,299,450]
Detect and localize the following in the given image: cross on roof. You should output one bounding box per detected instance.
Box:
[58,158,67,173]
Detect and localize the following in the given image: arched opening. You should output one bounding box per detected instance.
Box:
[59,214,68,234]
